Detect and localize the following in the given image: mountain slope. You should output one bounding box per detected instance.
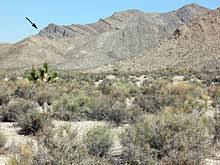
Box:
[0,4,211,70]
[92,7,220,72]
[55,3,210,69]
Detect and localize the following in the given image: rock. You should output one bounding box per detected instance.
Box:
[106,75,116,80]
[3,78,9,82]
[172,76,185,82]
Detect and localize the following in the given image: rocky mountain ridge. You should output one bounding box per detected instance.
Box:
[92,7,220,72]
[0,3,216,71]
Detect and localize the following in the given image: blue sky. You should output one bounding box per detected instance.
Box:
[0,0,219,43]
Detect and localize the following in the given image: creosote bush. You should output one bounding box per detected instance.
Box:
[208,86,220,107]
[53,94,131,125]
[134,79,208,113]
[14,79,35,100]
[0,131,6,149]
[87,97,127,125]
[33,84,59,106]
[17,112,52,135]
[98,78,137,102]
[121,112,213,164]
[0,98,37,122]
[32,126,111,164]
[84,126,113,158]
[52,93,97,121]
[0,70,6,80]
[0,93,10,106]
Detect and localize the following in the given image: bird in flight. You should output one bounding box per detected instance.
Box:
[26,17,38,29]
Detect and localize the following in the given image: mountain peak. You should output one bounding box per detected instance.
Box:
[180,3,209,11]
[187,3,201,7]
[174,3,209,23]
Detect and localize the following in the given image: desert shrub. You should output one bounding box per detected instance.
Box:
[214,109,220,143]
[121,112,213,164]
[32,126,111,165]
[52,93,97,121]
[0,70,6,80]
[124,105,144,124]
[109,80,137,101]
[7,142,35,165]
[34,90,54,106]
[17,112,52,135]
[208,86,220,107]
[37,126,82,164]
[0,93,10,106]
[0,131,6,148]
[135,79,208,114]
[152,67,196,79]
[0,98,37,122]
[134,79,172,113]
[87,97,128,125]
[84,126,113,158]
[33,84,60,107]
[98,79,137,101]
[52,92,128,124]
[0,81,13,105]
[133,93,163,113]
[98,78,114,95]
[14,80,35,100]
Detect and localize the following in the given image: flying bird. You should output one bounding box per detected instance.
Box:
[26,17,38,29]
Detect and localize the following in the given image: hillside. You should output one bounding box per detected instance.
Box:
[0,3,210,70]
[92,7,220,72]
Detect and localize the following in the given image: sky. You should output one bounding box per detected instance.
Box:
[0,0,219,43]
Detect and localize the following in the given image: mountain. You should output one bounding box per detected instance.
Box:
[93,7,220,72]
[0,3,211,70]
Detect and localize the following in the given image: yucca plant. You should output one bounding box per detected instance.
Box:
[27,62,58,83]
[51,71,58,80]
[38,68,45,81]
[28,65,39,81]
[43,62,48,73]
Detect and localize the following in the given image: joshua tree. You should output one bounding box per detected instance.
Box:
[27,62,58,82]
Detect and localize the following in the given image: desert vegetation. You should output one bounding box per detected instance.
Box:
[1,66,220,164]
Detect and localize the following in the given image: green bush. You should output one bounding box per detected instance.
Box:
[0,98,37,122]
[134,79,172,113]
[121,112,213,164]
[34,87,58,106]
[0,93,10,106]
[14,82,35,100]
[88,97,127,125]
[0,70,6,80]
[134,79,208,114]
[98,78,114,95]
[17,112,52,135]
[52,93,97,121]
[84,126,113,158]
[214,109,220,143]
[208,86,220,107]
[0,131,6,148]
[33,126,111,165]
[53,92,139,124]
[34,91,53,106]
[98,79,137,101]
